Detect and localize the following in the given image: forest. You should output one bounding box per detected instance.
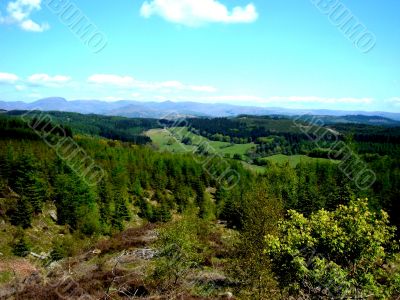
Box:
[0,111,400,299]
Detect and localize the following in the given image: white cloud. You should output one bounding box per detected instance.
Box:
[202,95,264,102]
[28,73,71,87]
[88,74,135,87]
[1,0,49,32]
[140,0,258,26]
[189,85,217,92]
[20,19,49,32]
[178,95,375,106]
[0,72,19,83]
[267,96,373,104]
[87,74,216,93]
[28,92,42,98]
[389,97,400,106]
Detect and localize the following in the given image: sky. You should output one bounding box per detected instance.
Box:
[0,0,399,112]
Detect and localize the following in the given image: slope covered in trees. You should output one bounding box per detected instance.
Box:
[0,112,400,299]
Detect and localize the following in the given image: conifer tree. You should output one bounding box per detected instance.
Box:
[10,196,33,229]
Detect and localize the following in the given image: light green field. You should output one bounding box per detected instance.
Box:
[145,128,196,153]
[146,128,339,173]
[146,127,256,156]
[241,161,267,173]
[264,154,339,167]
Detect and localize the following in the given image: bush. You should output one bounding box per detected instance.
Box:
[12,237,30,257]
[265,199,400,299]
[152,209,209,288]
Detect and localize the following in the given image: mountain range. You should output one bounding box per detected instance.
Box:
[1,97,400,124]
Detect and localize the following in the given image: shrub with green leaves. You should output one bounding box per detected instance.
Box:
[152,208,209,288]
[12,237,30,257]
[265,199,400,299]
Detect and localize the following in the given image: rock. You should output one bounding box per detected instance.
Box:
[92,249,101,255]
[220,292,233,299]
[131,248,157,260]
[118,248,157,263]
[30,252,47,260]
[49,210,58,222]
[3,186,20,198]
[47,261,62,271]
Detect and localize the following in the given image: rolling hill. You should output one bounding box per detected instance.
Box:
[1,98,400,122]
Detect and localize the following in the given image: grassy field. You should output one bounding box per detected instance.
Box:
[146,127,256,157]
[146,128,339,172]
[145,128,196,153]
[241,161,267,173]
[264,154,339,167]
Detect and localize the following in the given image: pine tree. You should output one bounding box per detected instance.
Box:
[137,197,154,221]
[132,177,143,197]
[152,200,172,223]
[13,152,37,194]
[97,178,113,226]
[13,236,30,257]
[26,175,46,214]
[112,189,130,230]
[10,196,33,229]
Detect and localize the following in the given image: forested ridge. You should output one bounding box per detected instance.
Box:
[0,112,400,299]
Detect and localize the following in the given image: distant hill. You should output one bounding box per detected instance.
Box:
[294,114,400,126]
[1,97,400,123]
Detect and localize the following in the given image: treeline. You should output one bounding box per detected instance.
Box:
[178,116,339,158]
[184,116,322,142]
[181,116,400,159]
[1,113,400,298]
[0,120,248,236]
[5,111,156,145]
[0,115,72,140]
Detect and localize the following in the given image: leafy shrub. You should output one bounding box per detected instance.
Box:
[265,199,400,299]
[12,237,30,257]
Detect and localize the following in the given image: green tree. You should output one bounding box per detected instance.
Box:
[265,199,400,299]
[54,173,100,234]
[137,197,154,221]
[152,209,207,287]
[12,236,30,257]
[26,175,47,214]
[152,200,172,223]
[10,196,33,229]
[111,188,131,230]
[231,182,283,300]
[97,177,113,229]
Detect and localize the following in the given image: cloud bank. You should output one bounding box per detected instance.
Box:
[140,0,258,26]
[87,74,217,92]
[0,0,49,32]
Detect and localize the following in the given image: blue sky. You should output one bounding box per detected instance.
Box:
[0,0,399,112]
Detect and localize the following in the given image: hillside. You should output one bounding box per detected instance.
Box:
[1,111,400,298]
[2,98,400,121]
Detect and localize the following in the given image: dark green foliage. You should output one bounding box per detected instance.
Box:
[231,181,283,299]
[137,197,154,220]
[49,238,74,261]
[265,199,400,298]
[151,201,172,223]
[54,172,100,234]
[26,176,47,214]
[4,111,156,144]
[112,190,131,230]
[182,137,192,145]
[12,236,30,257]
[9,197,33,229]
[97,178,113,229]
[50,243,67,261]
[0,115,69,141]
